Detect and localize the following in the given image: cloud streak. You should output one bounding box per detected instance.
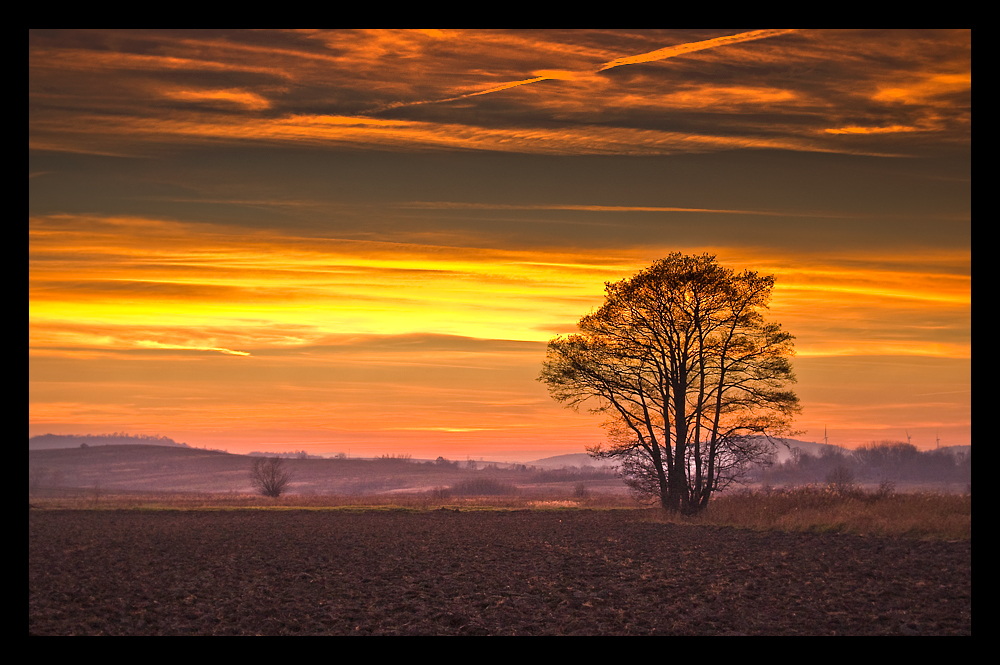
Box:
[597,29,798,71]
[30,214,970,359]
[395,201,871,219]
[32,109,847,157]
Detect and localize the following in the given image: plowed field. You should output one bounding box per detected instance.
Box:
[28,509,971,635]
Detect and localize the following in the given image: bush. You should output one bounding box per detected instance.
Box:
[872,480,896,500]
[249,457,292,498]
[825,465,856,493]
[430,487,453,500]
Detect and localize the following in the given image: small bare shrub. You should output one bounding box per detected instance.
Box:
[825,465,856,493]
[573,482,589,499]
[872,480,896,500]
[249,457,292,498]
[430,487,453,500]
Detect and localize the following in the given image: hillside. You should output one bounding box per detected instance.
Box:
[527,453,618,469]
[27,445,625,496]
[29,433,190,450]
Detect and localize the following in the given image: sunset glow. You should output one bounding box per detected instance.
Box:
[30,30,970,459]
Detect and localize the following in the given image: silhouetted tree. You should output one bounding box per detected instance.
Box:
[539,254,800,514]
[852,440,918,481]
[249,457,292,498]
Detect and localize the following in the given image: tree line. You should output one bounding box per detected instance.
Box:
[758,441,971,486]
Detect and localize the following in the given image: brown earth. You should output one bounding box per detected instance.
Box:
[28,509,971,635]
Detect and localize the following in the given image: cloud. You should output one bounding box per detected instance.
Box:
[395,201,855,218]
[825,125,919,135]
[31,109,842,156]
[371,30,798,111]
[873,72,971,104]
[30,214,970,360]
[30,30,970,158]
[160,88,273,110]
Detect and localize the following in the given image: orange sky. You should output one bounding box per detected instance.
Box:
[29,30,970,460]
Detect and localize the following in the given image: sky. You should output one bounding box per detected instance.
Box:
[29,29,971,461]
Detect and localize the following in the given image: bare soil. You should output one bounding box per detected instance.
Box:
[28,509,971,635]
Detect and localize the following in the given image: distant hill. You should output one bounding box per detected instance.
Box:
[527,440,842,468]
[529,439,969,468]
[27,445,629,495]
[29,433,190,450]
[528,453,618,469]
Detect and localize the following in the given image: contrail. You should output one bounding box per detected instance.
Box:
[374,75,554,112]
[368,29,797,113]
[135,340,251,356]
[597,29,798,72]
[454,76,552,99]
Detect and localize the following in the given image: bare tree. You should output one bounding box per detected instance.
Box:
[249,456,292,498]
[539,254,800,514]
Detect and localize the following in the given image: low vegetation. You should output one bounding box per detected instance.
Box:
[28,442,971,539]
[660,485,971,541]
[29,482,970,540]
[248,457,292,498]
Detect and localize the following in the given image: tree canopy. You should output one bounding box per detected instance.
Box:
[539,253,800,513]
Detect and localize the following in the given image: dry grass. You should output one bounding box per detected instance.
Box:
[27,487,636,512]
[655,486,972,540]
